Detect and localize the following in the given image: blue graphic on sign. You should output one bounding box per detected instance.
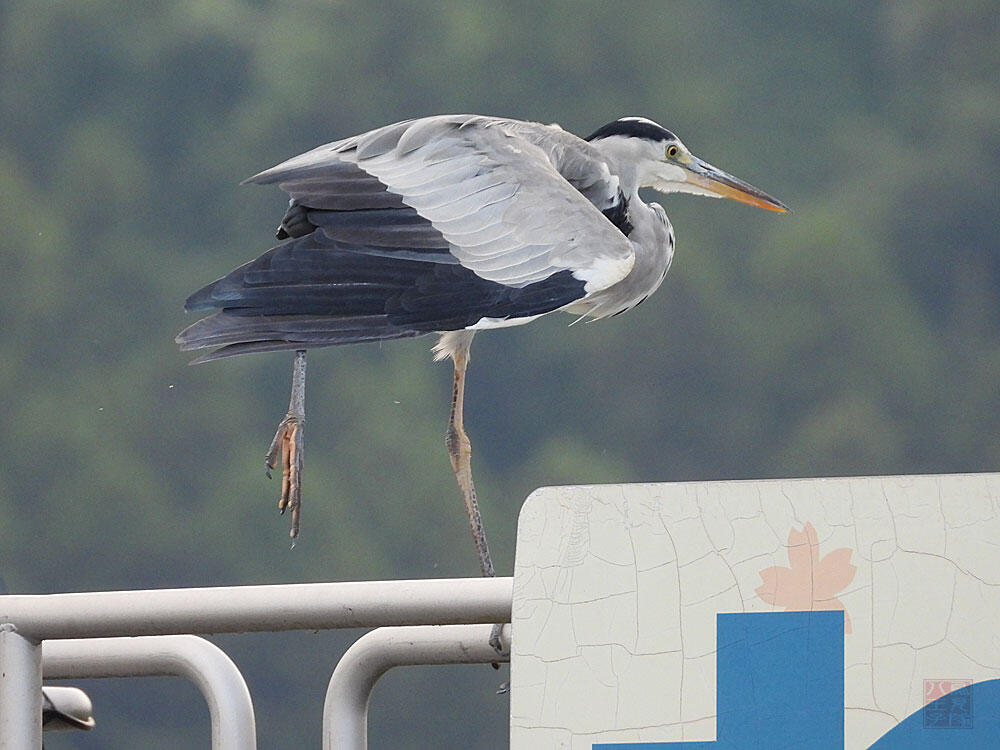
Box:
[923,683,974,729]
[594,611,1000,749]
[871,680,1000,748]
[594,611,843,749]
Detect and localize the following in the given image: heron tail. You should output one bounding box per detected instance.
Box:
[175,312,422,363]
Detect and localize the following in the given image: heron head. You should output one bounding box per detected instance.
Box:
[586,117,788,212]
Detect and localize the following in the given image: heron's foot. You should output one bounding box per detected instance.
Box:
[487,622,508,670]
[490,623,509,654]
[488,622,505,654]
[265,412,303,541]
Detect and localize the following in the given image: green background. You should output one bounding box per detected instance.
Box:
[1,1,997,747]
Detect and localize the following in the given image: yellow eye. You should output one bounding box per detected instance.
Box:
[666,144,679,158]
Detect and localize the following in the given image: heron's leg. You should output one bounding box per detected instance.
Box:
[445,340,506,656]
[266,350,306,542]
[446,343,495,579]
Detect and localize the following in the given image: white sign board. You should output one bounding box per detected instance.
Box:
[510,474,1000,748]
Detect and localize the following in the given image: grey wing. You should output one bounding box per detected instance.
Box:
[246,115,635,293]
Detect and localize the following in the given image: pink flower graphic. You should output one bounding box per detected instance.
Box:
[755,522,856,633]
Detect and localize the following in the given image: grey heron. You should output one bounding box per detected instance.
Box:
[177,114,786,594]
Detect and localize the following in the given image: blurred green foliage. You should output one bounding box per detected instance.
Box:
[1,1,997,747]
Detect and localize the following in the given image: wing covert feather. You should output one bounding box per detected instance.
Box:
[246,115,635,292]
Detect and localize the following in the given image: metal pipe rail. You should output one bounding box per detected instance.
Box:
[0,577,513,748]
[0,577,513,639]
[323,624,511,750]
[42,636,255,750]
[0,627,41,748]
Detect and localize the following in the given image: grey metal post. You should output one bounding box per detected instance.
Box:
[43,636,256,750]
[0,625,42,749]
[323,624,511,750]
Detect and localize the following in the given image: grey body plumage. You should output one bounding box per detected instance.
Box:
[176,114,786,615]
[178,114,784,360]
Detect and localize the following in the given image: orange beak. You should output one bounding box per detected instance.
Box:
[684,156,789,212]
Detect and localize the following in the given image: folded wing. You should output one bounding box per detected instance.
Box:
[178,115,635,360]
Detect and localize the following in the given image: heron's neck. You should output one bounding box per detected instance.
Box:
[593,138,650,195]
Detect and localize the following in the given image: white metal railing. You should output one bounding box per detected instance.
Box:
[323,624,511,750]
[43,636,255,749]
[0,577,513,748]
[41,686,94,731]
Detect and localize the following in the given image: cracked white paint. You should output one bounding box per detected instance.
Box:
[509,473,1000,749]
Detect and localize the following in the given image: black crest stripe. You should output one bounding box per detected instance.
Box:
[585,118,676,143]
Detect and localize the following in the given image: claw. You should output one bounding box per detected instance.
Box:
[266,415,303,539]
[265,417,286,480]
[489,622,506,669]
[489,622,505,654]
[265,351,306,542]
